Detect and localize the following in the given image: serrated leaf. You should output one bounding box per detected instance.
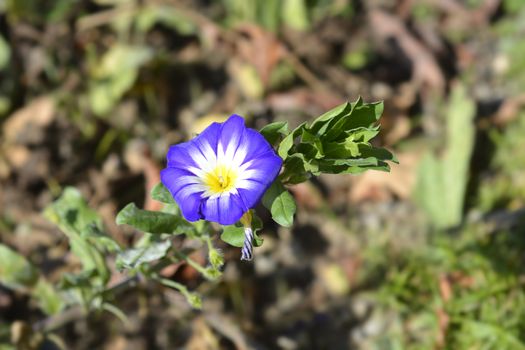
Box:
[150,182,175,204]
[262,180,296,227]
[0,244,39,290]
[116,203,193,234]
[260,121,289,145]
[220,225,245,247]
[117,240,172,269]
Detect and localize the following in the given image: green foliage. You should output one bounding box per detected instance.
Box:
[150,183,176,205]
[478,111,525,210]
[135,4,196,34]
[262,180,296,227]
[0,244,38,290]
[116,203,194,235]
[221,0,351,32]
[494,7,525,92]
[88,45,153,116]
[368,225,525,349]
[220,218,264,248]
[44,187,113,285]
[5,0,76,23]
[220,225,246,247]
[0,245,63,316]
[503,0,525,14]
[415,85,476,229]
[276,98,396,185]
[0,35,10,71]
[342,47,370,71]
[33,279,64,315]
[117,239,172,270]
[260,121,289,146]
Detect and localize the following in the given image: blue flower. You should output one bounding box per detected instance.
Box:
[161,115,282,225]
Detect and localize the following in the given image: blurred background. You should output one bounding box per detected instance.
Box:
[2,0,525,349]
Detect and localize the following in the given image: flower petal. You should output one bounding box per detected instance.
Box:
[201,192,245,225]
[236,152,282,208]
[167,122,220,173]
[161,167,205,222]
[217,114,245,164]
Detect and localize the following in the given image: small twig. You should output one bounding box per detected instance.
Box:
[32,305,85,333]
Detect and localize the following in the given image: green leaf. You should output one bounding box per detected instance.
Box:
[278,98,395,185]
[0,35,10,70]
[414,84,475,229]
[462,319,525,350]
[0,244,38,290]
[282,0,310,31]
[32,278,64,315]
[117,240,172,270]
[44,187,113,283]
[89,45,153,116]
[358,144,398,163]
[253,231,264,247]
[150,182,175,204]
[310,101,352,133]
[278,122,307,159]
[220,225,245,247]
[347,126,381,143]
[323,102,382,141]
[59,270,96,289]
[260,121,289,145]
[280,153,311,184]
[262,180,296,227]
[220,222,264,248]
[81,224,121,253]
[44,187,102,236]
[116,203,193,234]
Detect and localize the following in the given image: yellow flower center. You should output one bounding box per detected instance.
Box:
[203,164,238,194]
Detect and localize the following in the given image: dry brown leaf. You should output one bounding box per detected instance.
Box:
[439,274,453,302]
[2,96,55,144]
[290,182,324,210]
[492,93,525,126]
[235,24,285,87]
[349,151,420,203]
[186,317,220,350]
[383,114,411,146]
